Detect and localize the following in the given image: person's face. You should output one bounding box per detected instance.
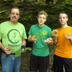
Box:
[9,8,20,23]
[38,14,47,25]
[59,14,68,26]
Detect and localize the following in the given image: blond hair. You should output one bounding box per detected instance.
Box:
[59,13,68,18]
[38,11,48,19]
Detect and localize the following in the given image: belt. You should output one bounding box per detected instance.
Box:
[2,51,15,55]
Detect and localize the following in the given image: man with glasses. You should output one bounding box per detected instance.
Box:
[0,6,27,72]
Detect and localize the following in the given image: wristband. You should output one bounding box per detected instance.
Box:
[21,45,26,49]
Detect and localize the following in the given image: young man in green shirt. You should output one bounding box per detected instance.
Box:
[28,11,52,72]
[0,6,27,72]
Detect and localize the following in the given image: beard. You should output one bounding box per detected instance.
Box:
[11,19,17,23]
[11,16,17,23]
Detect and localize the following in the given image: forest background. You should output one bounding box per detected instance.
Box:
[0,0,72,72]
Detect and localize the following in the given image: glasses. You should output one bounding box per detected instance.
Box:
[11,13,19,16]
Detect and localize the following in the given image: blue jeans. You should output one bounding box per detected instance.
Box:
[1,53,21,72]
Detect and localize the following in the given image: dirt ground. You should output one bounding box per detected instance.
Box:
[20,45,55,72]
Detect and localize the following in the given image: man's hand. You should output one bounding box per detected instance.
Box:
[28,35,37,43]
[22,48,24,53]
[69,35,72,43]
[65,33,71,39]
[31,38,37,43]
[3,47,11,54]
[65,33,72,43]
[44,38,53,45]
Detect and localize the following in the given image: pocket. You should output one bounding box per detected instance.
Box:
[1,53,6,60]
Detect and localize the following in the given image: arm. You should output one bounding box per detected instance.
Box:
[65,33,72,43]
[69,35,72,43]
[21,38,26,53]
[28,35,37,42]
[22,38,26,46]
[0,40,4,50]
[44,37,57,45]
[0,40,11,54]
[53,37,58,44]
[51,29,58,44]
[44,38,54,45]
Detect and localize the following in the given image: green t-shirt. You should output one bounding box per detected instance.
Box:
[0,21,27,56]
[28,24,52,56]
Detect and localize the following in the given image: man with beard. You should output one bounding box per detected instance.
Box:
[0,6,27,72]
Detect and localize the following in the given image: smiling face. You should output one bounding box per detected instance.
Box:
[9,8,20,23]
[38,14,47,26]
[59,13,68,26]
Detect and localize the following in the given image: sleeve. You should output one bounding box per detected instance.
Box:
[22,26,27,39]
[28,26,32,35]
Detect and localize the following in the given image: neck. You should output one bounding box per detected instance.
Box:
[38,24,44,27]
[9,21,18,25]
[61,23,68,28]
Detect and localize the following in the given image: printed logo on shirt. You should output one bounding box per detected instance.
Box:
[42,30,47,35]
[34,33,45,39]
[7,29,21,44]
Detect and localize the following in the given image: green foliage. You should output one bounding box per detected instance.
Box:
[65,0,72,4]
[19,3,72,32]
[0,2,72,33]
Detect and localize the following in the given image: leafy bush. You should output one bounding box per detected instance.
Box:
[0,2,72,32]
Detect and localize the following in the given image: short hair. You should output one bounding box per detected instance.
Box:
[59,13,68,18]
[38,10,48,19]
[10,6,20,15]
